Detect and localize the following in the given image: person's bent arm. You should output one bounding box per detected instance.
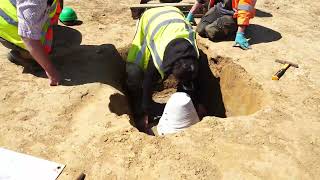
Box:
[141,59,161,128]
[142,61,159,117]
[17,0,60,85]
[22,38,60,86]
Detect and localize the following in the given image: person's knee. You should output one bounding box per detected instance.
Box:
[204,22,220,40]
[205,15,237,40]
[196,22,208,37]
[218,15,237,35]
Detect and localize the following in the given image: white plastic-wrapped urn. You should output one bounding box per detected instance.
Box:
[157,92,200,135]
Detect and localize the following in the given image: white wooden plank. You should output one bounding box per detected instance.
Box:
[0,148,65,180]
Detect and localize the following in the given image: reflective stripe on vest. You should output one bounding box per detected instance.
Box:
[149,18,196,74]
[234,0,256,11]
[9,0,16,7]
[42,0,57,54]
[0,0,17,25]
[49,0,57,17]
[135,9,181,66]
[238,4,253,11]
[232,0,256,21]
[0,9,17,26]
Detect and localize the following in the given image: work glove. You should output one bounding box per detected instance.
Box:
[233,32,250,50]
[186,13,194,22]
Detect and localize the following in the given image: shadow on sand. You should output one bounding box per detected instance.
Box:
[197,50,226,118]
[246,24,282,45]
[32,25,126,91]
[207,24,281,45]
[255,9,273,17]
[38,26,227,130]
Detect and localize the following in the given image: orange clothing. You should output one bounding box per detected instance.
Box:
[44,0,62,54]
[209,0,256,26]
[232,0,256,25]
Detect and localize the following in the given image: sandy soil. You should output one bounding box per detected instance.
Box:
[0,0,319,179]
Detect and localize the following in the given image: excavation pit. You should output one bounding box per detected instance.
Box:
[110,46,267,132]
[150,50,267,119]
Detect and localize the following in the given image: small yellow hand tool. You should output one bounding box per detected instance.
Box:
[272,59,299,80]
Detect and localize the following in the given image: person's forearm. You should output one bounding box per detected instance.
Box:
[22,38,56,74]
[142,76,153,116]
[22,37,60,85]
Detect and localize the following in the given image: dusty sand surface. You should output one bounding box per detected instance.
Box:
[0,0,319,179]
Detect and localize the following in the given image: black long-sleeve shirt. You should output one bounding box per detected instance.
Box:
[141,56,208,116]
[141,38,209,116]
[141,58,162,115]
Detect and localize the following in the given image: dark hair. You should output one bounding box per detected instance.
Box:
[172,58,199,82]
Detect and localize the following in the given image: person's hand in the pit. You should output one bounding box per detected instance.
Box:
[135,115,152,134]
[143,115,149,128]
[143,115,155,135]
[46,68,61,86]
[22,38,61,86]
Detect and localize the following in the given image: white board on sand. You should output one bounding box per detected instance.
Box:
[0,148,65,180]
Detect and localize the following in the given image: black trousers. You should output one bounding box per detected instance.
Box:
[196,5,237,40]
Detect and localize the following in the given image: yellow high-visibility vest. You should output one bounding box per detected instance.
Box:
[127,6,199,79]
[0,0,57,49]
